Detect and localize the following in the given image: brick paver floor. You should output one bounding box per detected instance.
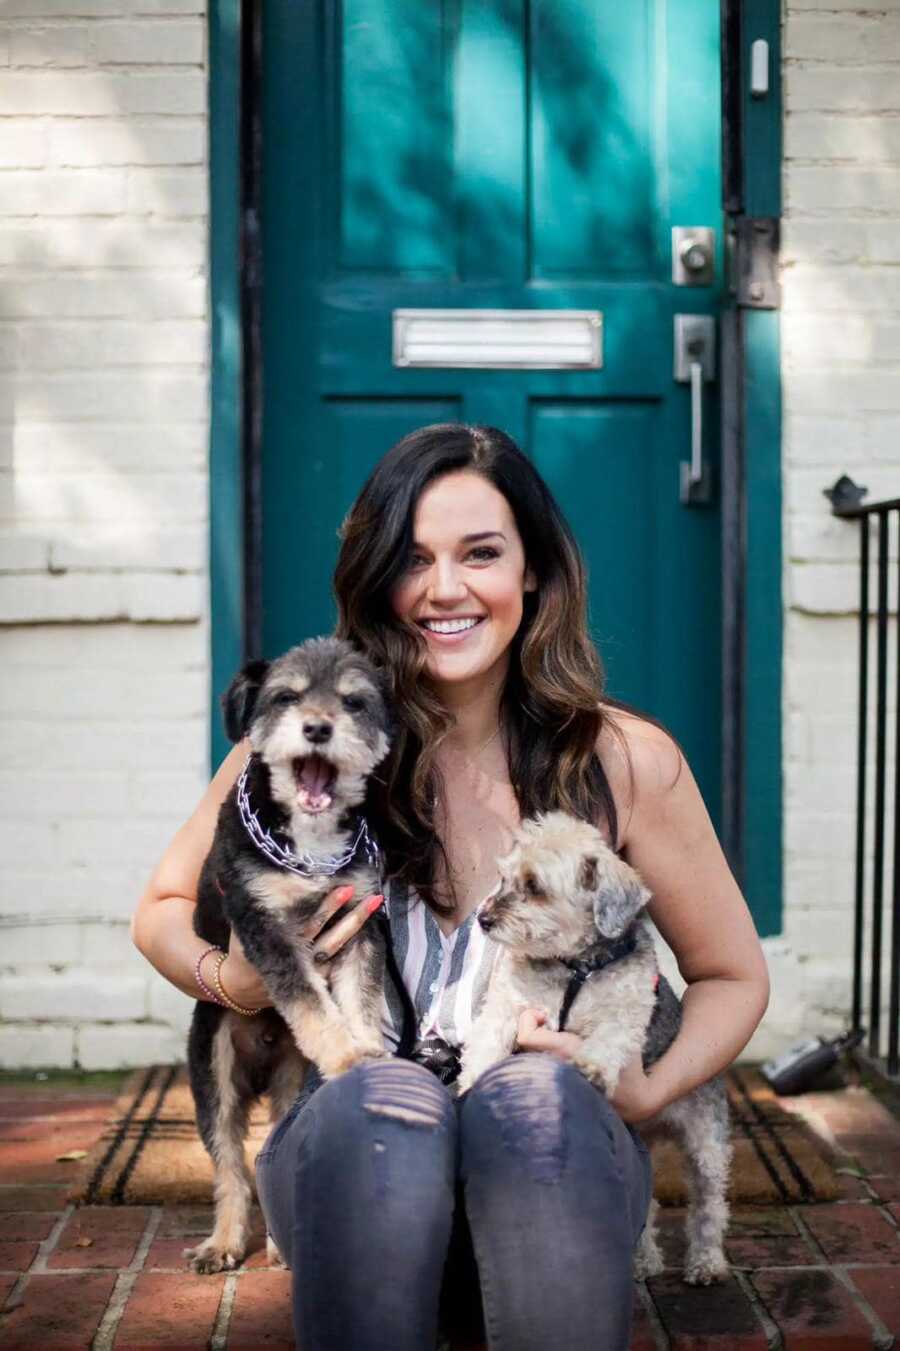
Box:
[3,1069,900,1348]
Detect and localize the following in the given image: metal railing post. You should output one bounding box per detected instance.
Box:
[826,474,900,1076]
[853,514,869,1035]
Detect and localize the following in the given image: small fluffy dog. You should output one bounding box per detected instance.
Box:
[185,637,393,1274]
[456,810,731,1286]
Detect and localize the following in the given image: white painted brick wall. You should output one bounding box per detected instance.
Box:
[0,1,209,1068]
[752,0,900,1059]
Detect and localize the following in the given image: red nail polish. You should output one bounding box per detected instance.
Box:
[337,885,355,903]
[367,894,384,914]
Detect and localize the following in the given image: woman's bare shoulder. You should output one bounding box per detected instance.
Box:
[595,704,683,853]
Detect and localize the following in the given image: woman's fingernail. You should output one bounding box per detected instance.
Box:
[337,886,355,903]
[367,894,384,914]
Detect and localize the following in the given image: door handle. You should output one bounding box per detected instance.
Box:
[674,315,715,507]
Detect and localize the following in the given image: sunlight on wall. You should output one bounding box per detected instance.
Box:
[772,1,900,1055]
[0,4,210,1069]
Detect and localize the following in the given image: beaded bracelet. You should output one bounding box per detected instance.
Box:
[208,949,263,1017]
[195,945,227,1007]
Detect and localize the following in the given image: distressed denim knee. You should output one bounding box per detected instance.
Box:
[292,1057,458,1206]
[354,1055,457,1130]
[460,1050,609,1184]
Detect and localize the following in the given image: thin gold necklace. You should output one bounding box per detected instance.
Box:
[474,724,502,757]
[447,722,502,764]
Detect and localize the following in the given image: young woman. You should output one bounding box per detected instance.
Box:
[132,423,769,1351]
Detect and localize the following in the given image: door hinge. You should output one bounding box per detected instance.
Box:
[731,216,780,310]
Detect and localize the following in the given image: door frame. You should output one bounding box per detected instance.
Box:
[207,0,784,936]
[719,0,783,938]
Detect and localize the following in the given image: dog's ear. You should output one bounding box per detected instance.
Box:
[221,659,270,742]
[588,864,651,940]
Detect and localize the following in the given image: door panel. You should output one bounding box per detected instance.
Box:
[340,4,455,273]
[261,0,724,819]
[529,1,655,277]
[529,400,658,711]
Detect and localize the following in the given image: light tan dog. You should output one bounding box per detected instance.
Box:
[457,810,731,1286]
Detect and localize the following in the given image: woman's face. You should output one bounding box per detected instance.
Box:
[390,470,537,691]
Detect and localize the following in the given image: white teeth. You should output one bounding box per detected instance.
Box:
[421,618,481,634]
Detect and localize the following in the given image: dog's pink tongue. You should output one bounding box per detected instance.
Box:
[300,756,331,793]
[297,755,334,813]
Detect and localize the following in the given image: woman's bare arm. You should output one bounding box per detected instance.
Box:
[130,741,268,1005]
[616,721,769,1118]
[131,740,384,1010]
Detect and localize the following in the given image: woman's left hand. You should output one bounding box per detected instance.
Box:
[516,1009,661,1125]
[515,1007,582,1061]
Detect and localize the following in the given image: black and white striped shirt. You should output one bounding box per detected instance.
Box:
[379,876,503,1053]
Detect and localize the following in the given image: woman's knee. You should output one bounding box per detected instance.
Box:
[459,1052,616,1184]
[357,1056,457,1128]
[462,1049,610,1118]
[283,1057,459,1224]
[312,1055,457,1136]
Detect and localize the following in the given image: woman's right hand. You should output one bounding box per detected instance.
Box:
[217,883,386,1008]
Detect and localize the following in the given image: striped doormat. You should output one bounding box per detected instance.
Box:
[652,1065,840,1205]
[67,1063,840,1207]
[67,1065,274,1206]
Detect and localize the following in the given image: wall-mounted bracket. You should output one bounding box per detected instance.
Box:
[735,216,780,309]
[824,474,870,517]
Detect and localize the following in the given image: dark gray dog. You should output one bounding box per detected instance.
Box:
[457,809,731,1286]
[185,637,392,1274]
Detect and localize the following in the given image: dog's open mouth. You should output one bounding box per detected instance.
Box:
[292,754,338,814]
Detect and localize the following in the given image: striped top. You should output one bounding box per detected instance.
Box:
[379,876,503,1054]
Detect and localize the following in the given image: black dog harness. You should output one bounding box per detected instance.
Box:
[556,933,639,1033]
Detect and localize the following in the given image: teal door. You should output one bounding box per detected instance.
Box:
[261,1,724,819]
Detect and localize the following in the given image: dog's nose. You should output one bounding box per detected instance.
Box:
[303,719,333,744]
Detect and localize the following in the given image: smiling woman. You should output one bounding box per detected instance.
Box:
[133,421,768,1351]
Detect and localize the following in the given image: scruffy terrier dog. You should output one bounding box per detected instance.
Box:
[457,810,731,1287]
[185,637,392,1274]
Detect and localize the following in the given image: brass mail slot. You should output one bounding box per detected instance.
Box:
[392,308,603,370]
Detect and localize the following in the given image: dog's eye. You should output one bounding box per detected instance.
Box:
[341,694,365,712]
[523,875,542,897]
[271,690,298,708]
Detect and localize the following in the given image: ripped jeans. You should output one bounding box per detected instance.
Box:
[255,1052,652,1351]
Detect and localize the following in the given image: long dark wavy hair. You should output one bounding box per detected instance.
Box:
[333,423,679,918]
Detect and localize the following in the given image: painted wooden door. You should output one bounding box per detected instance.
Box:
[261,0,725,818]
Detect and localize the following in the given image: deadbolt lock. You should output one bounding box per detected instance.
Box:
[672,227,715,287]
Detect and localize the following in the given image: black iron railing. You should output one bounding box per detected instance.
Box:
[827,473,900,1074]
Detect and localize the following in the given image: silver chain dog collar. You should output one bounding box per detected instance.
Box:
[236,756,381,878]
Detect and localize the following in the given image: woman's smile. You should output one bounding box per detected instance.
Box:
[417,615,487,645]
